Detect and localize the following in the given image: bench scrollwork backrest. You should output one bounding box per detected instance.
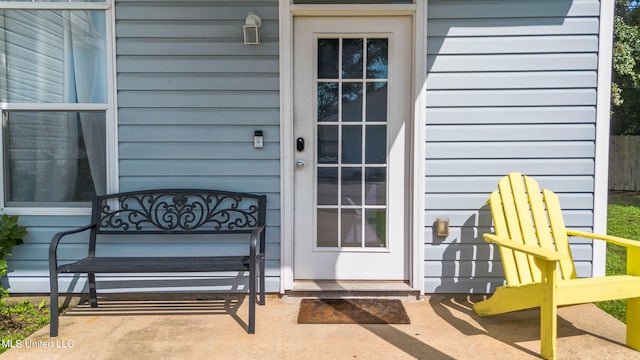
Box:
[93,189,266,234]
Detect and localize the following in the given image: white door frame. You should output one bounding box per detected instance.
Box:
[279,1,427,293]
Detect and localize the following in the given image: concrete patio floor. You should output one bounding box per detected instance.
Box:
[2,294,639,359]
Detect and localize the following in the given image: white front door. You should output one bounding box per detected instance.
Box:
[293,17,412,281]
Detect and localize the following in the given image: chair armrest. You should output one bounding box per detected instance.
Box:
[567,229,640,249]
[483,234,565,261]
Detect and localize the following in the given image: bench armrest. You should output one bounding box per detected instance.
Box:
[49,224,97,270]
[567,229,640,249]
[483,234,565,261]
[249,224,266,260]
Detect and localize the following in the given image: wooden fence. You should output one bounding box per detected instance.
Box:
[610,136,640,191]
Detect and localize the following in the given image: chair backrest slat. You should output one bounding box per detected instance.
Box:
[506,173,543,283]
[488,191,521,285]
[525,176,555,251]
[543,189,577,280]
[496,175,535,284]
[488,173,575,286]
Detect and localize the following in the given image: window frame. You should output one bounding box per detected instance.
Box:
[0,0,118,216]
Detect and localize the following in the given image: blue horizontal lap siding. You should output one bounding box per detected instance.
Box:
[6,217,92,293]
[115,0,280,293]
[6,0,281,294]
[424,0,601,293]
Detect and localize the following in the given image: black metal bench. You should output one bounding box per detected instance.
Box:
[49,189,266,336]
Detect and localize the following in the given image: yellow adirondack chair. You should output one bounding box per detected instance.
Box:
[473,172,640,360]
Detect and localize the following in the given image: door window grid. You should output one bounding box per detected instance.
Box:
[315,36,389,250]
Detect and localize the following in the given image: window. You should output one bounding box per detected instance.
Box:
[0,1,115,211]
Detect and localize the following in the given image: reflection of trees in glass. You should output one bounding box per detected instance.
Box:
[317,82,338,121]
[367,39,388,79]
[342,39,363,78]
[340,38,388,79]
[342,82,362,101]
[342,83,363,122]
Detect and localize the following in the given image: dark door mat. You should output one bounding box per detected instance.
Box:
[297,298,410,324]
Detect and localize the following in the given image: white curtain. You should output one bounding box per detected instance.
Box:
[1,10,106,202]
[67,10,107,196]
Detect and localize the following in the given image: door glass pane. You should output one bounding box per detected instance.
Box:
[317,209,339,247]
[342,83,363,122]
[341,125,362,164]
[365,125,386,164]
[341,209,362,247]
[317,167,338,205]
[318,82,339,122]
[365,210,386,247]
[318,39,339,79]
[366,83,387,122]
[318,125,338,164]
[366,39,388,79]
[342,39,363,79]
[365,168,386,205]
[341,168,362,205]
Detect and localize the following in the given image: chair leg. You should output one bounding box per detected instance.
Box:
[628,247,640,350]
[628,297,640,350]
[88,273,98,308]
[539,260,558,360]
[473,284,542,316]
[49,271,59,337]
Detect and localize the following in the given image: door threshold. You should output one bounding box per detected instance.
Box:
[289,280,417,296]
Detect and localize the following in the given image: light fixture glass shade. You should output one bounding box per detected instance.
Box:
[243,12,262,45]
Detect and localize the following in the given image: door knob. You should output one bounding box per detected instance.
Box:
[296,160,305,168]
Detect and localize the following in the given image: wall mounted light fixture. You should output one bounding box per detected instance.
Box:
[436,218,450,237]
[243,12,262,45]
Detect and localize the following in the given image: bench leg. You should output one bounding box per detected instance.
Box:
[259,257,265,306]
[88,273,98,308]
[248,269,256,334]
[49,270,59,337]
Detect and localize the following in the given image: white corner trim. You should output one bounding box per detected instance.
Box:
[106,1,119,195]
[279,0,295,293]
[592,0,615,277]
[412,0,427,294]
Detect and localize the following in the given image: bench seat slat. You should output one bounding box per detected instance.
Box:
[58,256,251,273]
